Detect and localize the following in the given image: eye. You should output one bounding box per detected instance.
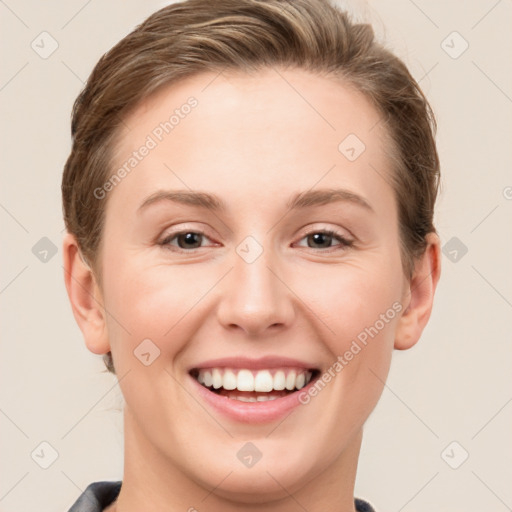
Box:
[158,228,353,253]
[159,230,214,252]
[295,229,353,251]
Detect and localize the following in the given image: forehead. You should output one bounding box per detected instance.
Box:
[108,67,394,215]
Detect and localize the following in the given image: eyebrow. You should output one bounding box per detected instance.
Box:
[137,188,374,214]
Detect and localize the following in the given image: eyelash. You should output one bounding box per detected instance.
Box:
[158,228,354,253]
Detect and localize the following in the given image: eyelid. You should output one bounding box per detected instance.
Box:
[294,227,354,249]
[295,223,354,242]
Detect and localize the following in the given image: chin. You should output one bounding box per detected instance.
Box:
[201,465,311,504]
[189,444,318,503]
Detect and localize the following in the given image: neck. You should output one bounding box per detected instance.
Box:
[109,407,362,512]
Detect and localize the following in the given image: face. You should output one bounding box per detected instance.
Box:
[93,68,411,499]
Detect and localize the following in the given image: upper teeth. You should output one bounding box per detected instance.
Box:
[196,368,313,392]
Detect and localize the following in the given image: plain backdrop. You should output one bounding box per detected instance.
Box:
[1,1,511,511]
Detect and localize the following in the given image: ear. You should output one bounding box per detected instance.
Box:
[394,232,442,350]
[62,232,111,355]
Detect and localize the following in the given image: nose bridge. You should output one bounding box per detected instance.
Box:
[216,235,294,335]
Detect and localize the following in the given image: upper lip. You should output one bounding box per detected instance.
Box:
[188,356,319,372]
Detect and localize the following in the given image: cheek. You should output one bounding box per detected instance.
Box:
[102,264,201,348]
[100,264,205,423]
[100,251,228,384]
[299,256,402,343]
[296,257,403,397]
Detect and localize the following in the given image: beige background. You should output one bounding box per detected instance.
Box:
[1,0,511,511]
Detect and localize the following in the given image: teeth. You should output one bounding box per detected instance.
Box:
[273,370,286,390]
[296,372,305,389]
[212,368,223,389]
[203,371,212,387]
[285,370,296,390]
[254,370,273,392]
[223,369,237,390]
[195,367,314,393]
[234,396,253,402]
[229,395,280,402]
[237,369,254,391]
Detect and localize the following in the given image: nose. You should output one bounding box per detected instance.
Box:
[216,244,295,337]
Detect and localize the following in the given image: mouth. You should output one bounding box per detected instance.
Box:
[189,367,321,403]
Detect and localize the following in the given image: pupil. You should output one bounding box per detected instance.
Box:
[179,232,201,249]
[310,233,331,248]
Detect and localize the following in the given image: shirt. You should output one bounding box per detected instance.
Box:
[67,480,377,511]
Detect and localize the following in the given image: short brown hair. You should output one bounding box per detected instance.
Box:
[62,0,440,375]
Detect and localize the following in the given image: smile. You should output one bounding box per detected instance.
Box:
[190,367,318,402]
[187,356,322,423]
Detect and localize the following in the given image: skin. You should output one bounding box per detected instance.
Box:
[63,67,441,512]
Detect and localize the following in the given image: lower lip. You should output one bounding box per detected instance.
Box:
[188,373,318,424]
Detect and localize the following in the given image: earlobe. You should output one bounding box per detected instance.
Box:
[62,233,111,355]
[394,232,442,350]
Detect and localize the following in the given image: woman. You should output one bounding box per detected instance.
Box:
[62,0,441,510]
